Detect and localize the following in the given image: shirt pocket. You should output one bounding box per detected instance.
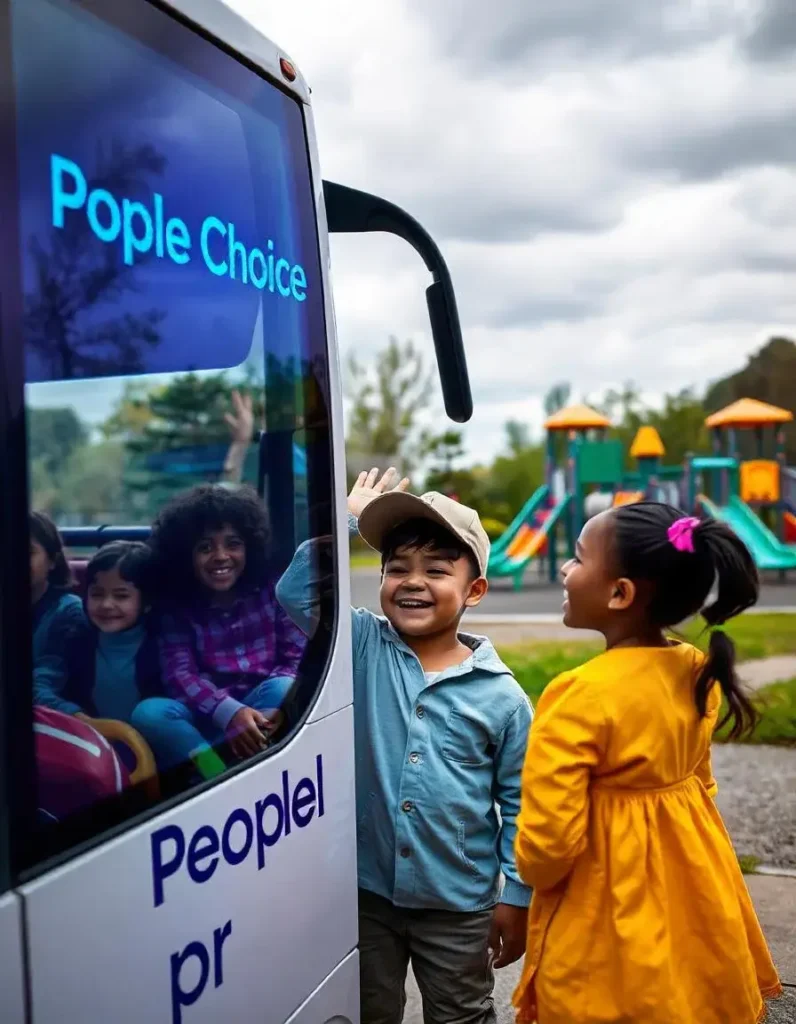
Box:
[441,708,490,765]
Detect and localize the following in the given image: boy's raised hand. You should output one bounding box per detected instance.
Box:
[348,467,410,518]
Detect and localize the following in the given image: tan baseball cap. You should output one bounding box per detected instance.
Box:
[357,491,490,577]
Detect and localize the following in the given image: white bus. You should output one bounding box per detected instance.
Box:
[0,1,472,1021]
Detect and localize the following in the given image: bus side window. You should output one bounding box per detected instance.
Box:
[13,0,334,864]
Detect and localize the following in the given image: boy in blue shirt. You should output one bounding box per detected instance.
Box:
[277,469,532,1024]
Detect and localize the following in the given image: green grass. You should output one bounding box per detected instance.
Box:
[498,613,796,745]
[737,854,761,875]
[714,678,796,747]
[500,642,599,705]
[350,551,381,569]
[678,614,796,662]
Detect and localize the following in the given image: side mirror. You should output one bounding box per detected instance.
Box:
[322,180,472,424]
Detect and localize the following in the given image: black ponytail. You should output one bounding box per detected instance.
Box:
[612,503,760,739]
[693,518,759,740]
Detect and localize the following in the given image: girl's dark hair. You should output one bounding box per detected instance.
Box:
[148,484,270,601]
[85,541,153,595]
[381,517,480,581]
[29,510,73,589]
[612,502,760,740]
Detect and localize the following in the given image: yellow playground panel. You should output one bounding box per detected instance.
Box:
[740,460,780,504]
[613,490,644,507]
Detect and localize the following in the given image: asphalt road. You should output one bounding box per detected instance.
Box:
[351,569,796,618]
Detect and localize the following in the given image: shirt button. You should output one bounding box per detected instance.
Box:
[400,847,411,858]
[409,752,420,764]
[416,706,425,718]
[402,800,413,812]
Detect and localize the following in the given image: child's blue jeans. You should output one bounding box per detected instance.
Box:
[132,676,293,771]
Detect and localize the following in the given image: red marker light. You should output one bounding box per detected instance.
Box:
[280,57,297,82]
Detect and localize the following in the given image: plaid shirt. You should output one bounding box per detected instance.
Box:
[159,580,307,728]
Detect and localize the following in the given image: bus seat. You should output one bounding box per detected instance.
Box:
[83,717,160,801]
[70,560,88,591]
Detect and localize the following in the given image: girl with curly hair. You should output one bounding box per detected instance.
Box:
[132,485,306,780]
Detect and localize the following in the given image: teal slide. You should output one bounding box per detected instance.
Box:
[488,484,549,566]
[489,493,572,589]
[699,495,796,571]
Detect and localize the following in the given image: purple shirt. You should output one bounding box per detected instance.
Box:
[159,581,307,729]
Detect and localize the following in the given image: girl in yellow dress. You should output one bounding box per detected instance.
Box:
[513,502,782,1024]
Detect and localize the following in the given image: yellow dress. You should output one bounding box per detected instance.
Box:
[513,643,782,1024]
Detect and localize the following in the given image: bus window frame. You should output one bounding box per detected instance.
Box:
[1,0,338,882]
[0,0,38,889]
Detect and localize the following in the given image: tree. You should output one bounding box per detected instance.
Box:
[58,441,126,523]
[422,429,466,495]
[704,337,796,462]
[345,336,433,478]
[24,141,166,380]
[478,421,545,524]
[543,382,571,418]
[27,407,87,478]
[600,381,641,423]
[645,389,709,467]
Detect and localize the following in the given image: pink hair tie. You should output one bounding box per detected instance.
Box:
[668,516,700,553]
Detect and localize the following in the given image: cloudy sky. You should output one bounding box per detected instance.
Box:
[234,0,796,462]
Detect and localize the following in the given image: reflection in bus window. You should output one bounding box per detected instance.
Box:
[131,485,307,779]
[16,0,334,859]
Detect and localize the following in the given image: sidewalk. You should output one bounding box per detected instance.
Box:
[404,874,796,1023]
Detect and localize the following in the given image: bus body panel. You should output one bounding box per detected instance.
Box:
[22,704,357,1024]
[0,893,26,1024]
[8,3,364,1020]
[160,0,310,103]
[284,949,359,1024]
[303,93,359,727]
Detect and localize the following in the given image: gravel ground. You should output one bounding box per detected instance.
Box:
[714,744,796,868]
[767,991,796,1023]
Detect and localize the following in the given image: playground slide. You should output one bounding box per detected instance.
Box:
[489,493,572,589]
[488,484,549,564]
[785,511,796,546]
[613,491,644,507]
[698,495,796,571]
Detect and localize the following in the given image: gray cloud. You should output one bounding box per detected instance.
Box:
[231,0,796,461]
[744,0,796,62]
[411,0,741,71]
[625,110,796,182]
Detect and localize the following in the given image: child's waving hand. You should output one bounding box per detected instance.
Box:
[347,467,410,518]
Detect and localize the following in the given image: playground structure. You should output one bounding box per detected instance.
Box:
[686,398,796,573]
[488,405,683,589]
[488,396,796,588]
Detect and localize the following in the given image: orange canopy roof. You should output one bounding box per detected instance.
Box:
[630,426,665,459]
[544,403,611,432]
[704,398,793,429]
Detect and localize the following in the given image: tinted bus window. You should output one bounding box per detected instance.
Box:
[5,0,334,863]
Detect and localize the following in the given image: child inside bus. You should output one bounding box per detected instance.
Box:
[35,541,162,721]
[31,510,86,703]
[131,484,307,781]
[512,503,781,1024]
[276,469,533,1024]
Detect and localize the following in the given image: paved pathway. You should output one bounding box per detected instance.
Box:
[742,656,796,691]
[351,569,796,618]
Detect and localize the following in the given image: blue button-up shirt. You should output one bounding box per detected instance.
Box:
[276,520,533,911]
